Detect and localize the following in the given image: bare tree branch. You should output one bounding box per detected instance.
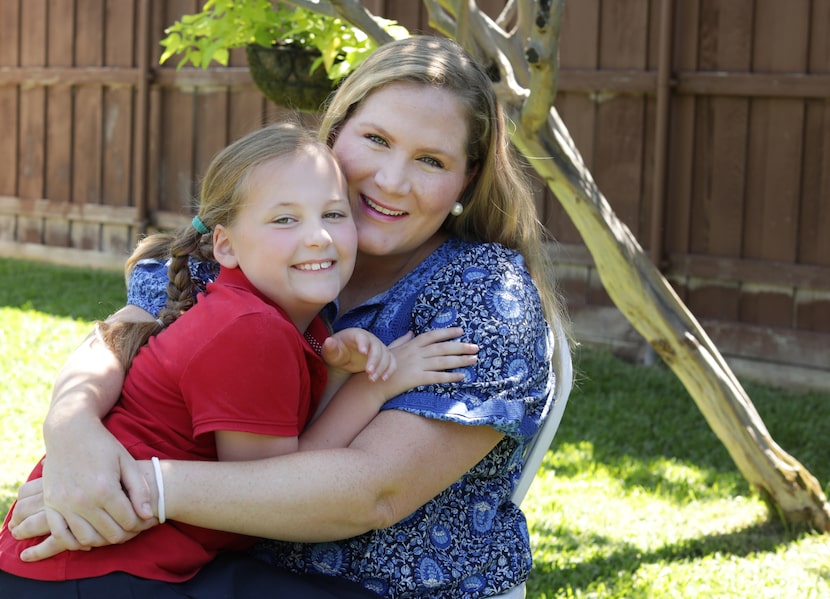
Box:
[287,0,393,44]
[518,0,561,131]
[495,0,517,31]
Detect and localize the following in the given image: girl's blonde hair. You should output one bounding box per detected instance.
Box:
[102,122,329,369]
[320,36,566,329]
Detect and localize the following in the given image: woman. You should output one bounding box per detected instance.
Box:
[10,36,567,598]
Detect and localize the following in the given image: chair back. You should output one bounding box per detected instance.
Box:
[510,318,573,506]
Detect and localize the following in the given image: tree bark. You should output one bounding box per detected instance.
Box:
[296,0,830,532]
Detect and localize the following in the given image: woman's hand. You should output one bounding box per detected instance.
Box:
[7,429,158,562]
[8,477,99,561]
[8,454,159,562]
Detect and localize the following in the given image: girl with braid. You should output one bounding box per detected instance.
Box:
[0,122,477,597]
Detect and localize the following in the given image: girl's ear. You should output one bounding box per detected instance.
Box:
[212,224,239,268]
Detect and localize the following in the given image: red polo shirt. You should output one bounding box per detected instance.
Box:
[0,266,329,582]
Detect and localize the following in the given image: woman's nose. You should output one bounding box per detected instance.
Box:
[374,160,411,196]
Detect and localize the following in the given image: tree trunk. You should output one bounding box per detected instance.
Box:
[508,105,830,531]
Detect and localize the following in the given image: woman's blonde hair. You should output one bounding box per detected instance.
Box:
[320,35,566,328]
[102,122,329,369]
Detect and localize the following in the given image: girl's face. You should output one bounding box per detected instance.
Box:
[212,148,356,330]
[332,82,472,261]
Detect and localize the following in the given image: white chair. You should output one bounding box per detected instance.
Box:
[492,319,574,598]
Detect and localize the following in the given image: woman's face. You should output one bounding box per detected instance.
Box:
[332,82,472,261]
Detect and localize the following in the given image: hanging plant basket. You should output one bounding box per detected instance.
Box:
[246,43,336,113]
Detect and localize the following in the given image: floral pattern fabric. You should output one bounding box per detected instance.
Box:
[127,237,555,598]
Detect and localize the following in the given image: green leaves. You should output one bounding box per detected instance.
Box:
[158,1,408,82]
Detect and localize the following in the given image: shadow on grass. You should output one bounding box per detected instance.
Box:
[557,347,830,493]
[526,518,821,597]
[0,258,126,321]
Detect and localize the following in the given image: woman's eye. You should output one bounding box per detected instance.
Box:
[419,156,445,169]
[365,133,388,146]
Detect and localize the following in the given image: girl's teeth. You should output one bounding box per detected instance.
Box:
[298,261,332,271]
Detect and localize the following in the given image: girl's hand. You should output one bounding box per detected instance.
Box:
[321,328,396,381]
[382,327,478,397]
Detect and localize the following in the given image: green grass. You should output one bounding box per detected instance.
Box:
[1,257,828,598]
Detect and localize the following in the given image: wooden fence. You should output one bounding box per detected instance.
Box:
[1,0,828,388]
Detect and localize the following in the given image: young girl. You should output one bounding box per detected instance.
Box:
[0,122,477,596]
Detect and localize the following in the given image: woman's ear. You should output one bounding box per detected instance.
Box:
[465,163,480,188]
[212,224,239,268]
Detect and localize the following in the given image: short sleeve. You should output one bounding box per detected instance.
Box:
[180,312,308,439]
[127,257,219,317]
[127,259,168,316]
[384,245,554,441]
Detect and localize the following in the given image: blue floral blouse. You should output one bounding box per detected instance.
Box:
[127,236,555,598]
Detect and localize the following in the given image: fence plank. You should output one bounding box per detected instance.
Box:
[552,0,600,252]
[0,0,20,246]
[739,0,810,327]
[18,0,48,244]
[44,0,76,248]
[797,0,830,270]
[686,0,752,322]
[592,0,649,242]
[101,0,137,257]
[664,0,700,279]
[71,0,105,250]
[228,46,271,141]
[156,1,199,216]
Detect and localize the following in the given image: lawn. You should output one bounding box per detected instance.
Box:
[1,257,828,598]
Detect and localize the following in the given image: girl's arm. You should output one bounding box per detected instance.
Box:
[302,327,477,449]
[154,329,488,542]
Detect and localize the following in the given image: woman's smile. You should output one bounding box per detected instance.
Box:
[360,194,408,218]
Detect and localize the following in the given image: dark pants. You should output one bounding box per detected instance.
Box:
[0,553,382,599]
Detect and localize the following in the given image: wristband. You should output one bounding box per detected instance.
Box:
[151,456,166,524]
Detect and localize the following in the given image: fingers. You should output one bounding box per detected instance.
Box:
[9,478,45,529]
[363,335,396,382]
[19,535,76,562]
[120,453,156,521]
[388,331,414,348]
[45,508,94,552]
[8,509,50,540]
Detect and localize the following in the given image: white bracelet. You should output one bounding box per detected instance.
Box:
[151,456,166,524]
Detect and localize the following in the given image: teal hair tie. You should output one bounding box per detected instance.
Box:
[192,215,210,235]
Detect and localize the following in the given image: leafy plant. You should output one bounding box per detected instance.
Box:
[159,0,408,82]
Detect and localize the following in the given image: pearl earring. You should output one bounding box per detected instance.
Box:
[450,202,464,216]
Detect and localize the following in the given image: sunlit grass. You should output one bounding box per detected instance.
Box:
[1,258,828,598]
[524,348,830,598]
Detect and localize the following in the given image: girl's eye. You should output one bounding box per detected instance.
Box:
[273,216,296,225]
[323,211,348,220]
[419,156,445,169]
[365,133,388,147]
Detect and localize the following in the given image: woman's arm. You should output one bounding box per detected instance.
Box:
[159,409,503,543]
[16,306,158,545]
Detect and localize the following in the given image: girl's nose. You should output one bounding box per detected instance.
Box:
[306,220,333,247]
